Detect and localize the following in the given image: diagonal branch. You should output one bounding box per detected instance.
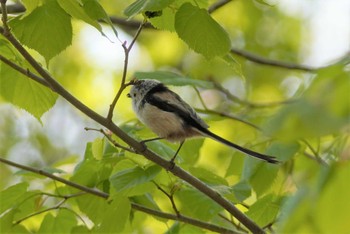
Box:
[0,157,239,234]
[0,3,264,232]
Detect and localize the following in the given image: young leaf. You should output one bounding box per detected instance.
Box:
[0,182,28,214]
[97,196,131,233]
[245,194,283,227]
[38,210,77,234]
[175,3,231,59]
[9,0,72,63]
[57,0,102,33]
[134,71,214,88]
[0,62,58,120]
[110,165,161,194]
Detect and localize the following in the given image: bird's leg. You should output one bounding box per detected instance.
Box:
[169,140,185,169]
[138,137,163,152]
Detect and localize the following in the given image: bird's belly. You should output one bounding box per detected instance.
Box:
[138,105,200,142]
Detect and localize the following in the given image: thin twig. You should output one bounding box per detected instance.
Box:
[107,21,146,120]
[84,127,135,152]
[213,81,297,108]
[195,108,261,131]
[1,4,264,231]
[209,0,233,13]
[152,181,180,216]
[0,54,51,88]
[230,48,316,72]
[0,157,238,234]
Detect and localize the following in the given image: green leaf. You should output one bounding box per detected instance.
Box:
[245,194,283,227]
[124,0,174,18]
[97,196,131,233]
[189,167,228,186]
[176,187,223,221]
[266,141,300,162]
[110,165,161,195]
[264,65,350,140]
[0,62,58,120]
[9,0,72,63]
[21,0,42,14]
[81,0,118,37]
[57,0,102,32]
[0,182,28,214]
[231,180,251,202]
[175,3,231,59]
[134,71,214,88]
[0,210,29,233]
[38,210,77,234]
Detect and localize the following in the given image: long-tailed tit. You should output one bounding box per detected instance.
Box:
[127,79,278,164]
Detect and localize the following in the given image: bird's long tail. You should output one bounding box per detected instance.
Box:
[200,129,279,164]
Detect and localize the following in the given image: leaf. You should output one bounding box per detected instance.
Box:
[97,196,131,233]
[134,71,214,88]
[264,65,350,140]
[124,0,174,18]
[38,209,77,234]
[189,167,228,186]
[0,62,58,120]
[21,0,42,14]
[9,0,72,63]
[110,165,161,195]
[266,141,300,162]
[231,180,251,202]
[245,194,283,227]
[175,3,231,59]
[0,182,28,214]
[176,187,223,221]
[57,0,102,32]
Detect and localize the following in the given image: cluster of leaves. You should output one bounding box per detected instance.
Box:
[1,0,350,233]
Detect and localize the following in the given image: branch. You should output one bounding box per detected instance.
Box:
[230,48,317,72]
[0,157,239,234]
[209,0,233,13]
[2,2,326,72]
[107,21,146,120]
[1,4,264,232]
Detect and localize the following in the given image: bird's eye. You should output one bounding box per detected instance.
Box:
[133,93,136,97]
[127,93,131,98]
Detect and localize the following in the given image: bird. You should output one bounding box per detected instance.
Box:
[127,79,279,164]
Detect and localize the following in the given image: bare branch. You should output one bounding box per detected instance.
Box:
[107,21,146,120]
[209,0,233,13]
[230,48,316,72]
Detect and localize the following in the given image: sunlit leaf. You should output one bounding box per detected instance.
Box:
[175,3,231,59]
[0,182,28,214]
[57,0,102,32]
[38,210,77,234]
[9,0,72,63]
[176,187,223,221]
[245,194,283,227]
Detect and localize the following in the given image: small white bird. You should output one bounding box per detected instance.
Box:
[127,79,278,164]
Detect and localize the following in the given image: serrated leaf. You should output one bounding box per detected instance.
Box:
[189,167,228,186]
[134,71,214,88]
[9,0,72,63]
[175,3,231,59]
[57,0,102,32]
[0,61,58,120]
[246,194,283,227]
[110,165,161,194]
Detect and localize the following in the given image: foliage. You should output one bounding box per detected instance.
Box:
[0,0,349,233]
